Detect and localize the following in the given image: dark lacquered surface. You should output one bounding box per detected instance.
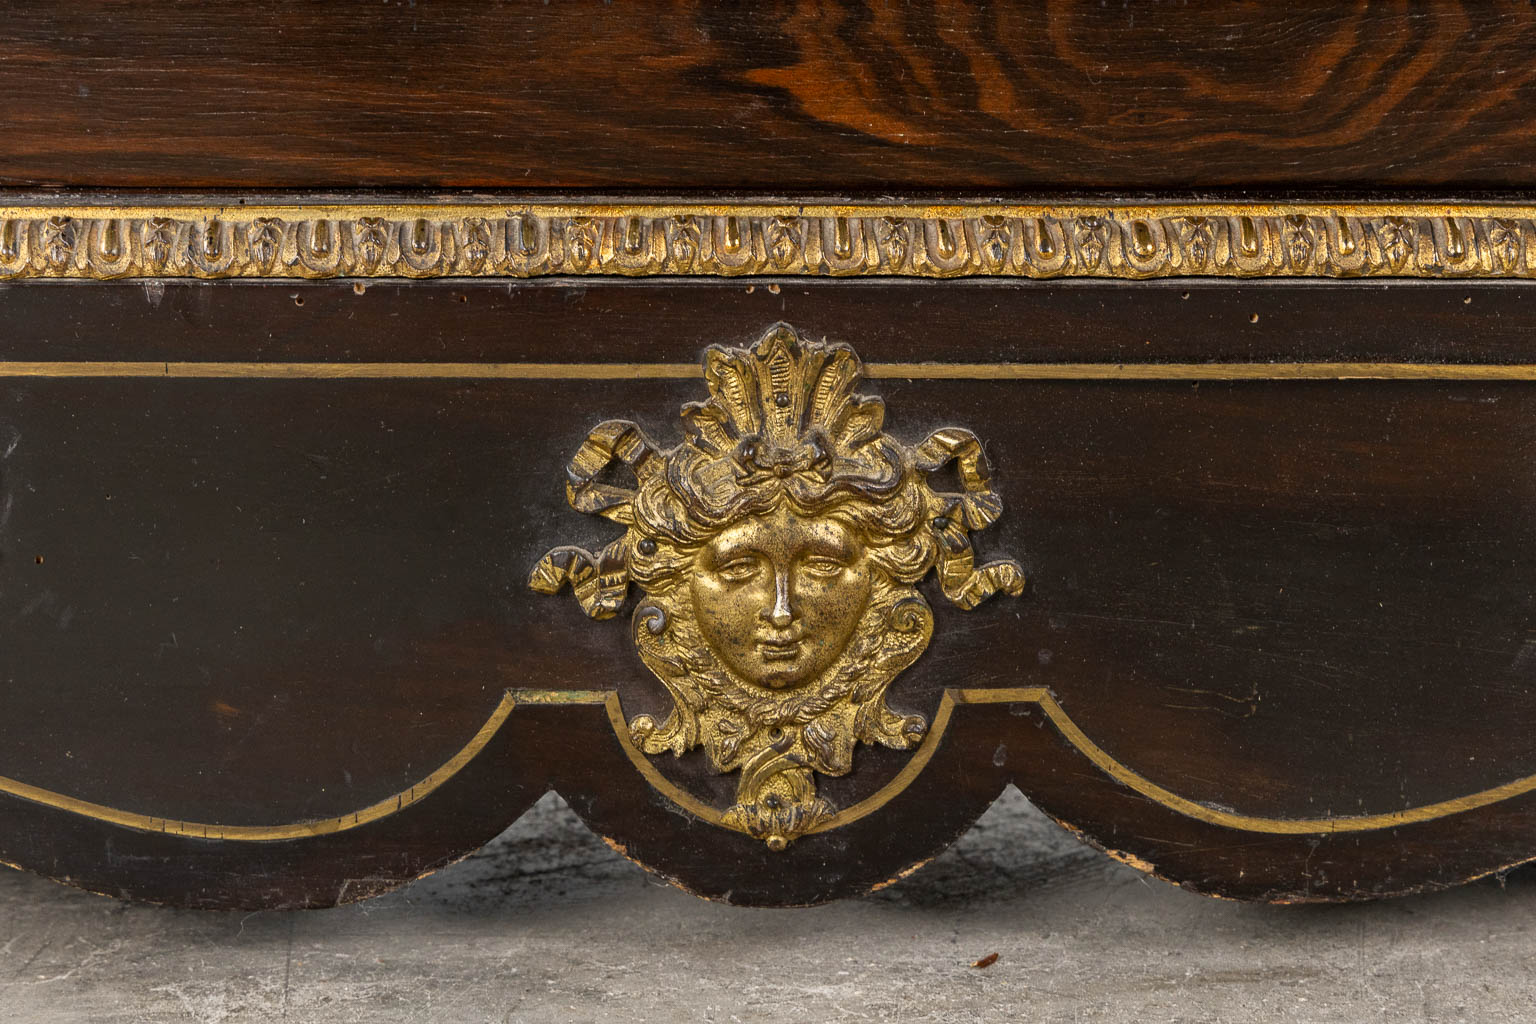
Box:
[1,278,1534,906]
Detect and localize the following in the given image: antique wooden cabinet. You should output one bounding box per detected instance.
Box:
[3,3,1536,909]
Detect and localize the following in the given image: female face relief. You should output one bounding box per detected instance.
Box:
[689,507,873,691]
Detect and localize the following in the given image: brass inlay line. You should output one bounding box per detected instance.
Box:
[597,688,1536,836]
[0,693,517,841]
[0,362,703,380]
[4,687,1533,841]
[595,688,968,835]
[5,361,1536,381]
[968,689,1536,834]
[870,363,1536,381]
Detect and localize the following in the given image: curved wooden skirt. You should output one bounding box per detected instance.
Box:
[3,242,1536,907]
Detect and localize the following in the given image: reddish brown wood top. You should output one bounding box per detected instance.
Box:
[5,2,1536,192]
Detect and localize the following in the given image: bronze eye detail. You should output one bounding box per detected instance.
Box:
[714,557,759,583]
[802,556,846,578]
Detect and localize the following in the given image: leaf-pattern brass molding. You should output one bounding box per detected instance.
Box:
[1,201,1534,279]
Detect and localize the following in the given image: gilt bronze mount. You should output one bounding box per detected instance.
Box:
[531,323,1023,848]
[0,201,1533,280]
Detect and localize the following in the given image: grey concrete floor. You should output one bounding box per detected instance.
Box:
[0,789,1532,1023]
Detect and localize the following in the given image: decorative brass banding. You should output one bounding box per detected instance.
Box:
[1,201,1534,279]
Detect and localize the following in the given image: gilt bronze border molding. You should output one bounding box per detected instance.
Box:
[2,201,1536,280]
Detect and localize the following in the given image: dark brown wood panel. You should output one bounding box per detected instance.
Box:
[4,2,1536,191]
[4,277,1534,365]
[2,278,1536,907]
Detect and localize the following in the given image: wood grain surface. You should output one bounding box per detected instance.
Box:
[4,2,1536,191]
